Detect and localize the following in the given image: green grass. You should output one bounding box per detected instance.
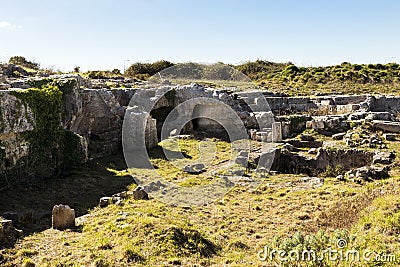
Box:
[2,137,400,266]
[126,137,233,187]
[2,174,399,266]
[349,193,400,266]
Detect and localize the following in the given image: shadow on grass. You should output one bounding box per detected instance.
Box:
[0,153,133,240]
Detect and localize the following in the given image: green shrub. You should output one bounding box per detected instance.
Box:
[85,70,123,79]
[125,60,174,77]
[233,60,400,95]
[322,165,345,178]
[9,56,39,70]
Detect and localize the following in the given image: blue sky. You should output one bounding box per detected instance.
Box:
[0,0,399,71]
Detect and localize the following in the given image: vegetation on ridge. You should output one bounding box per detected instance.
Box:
[123,59,400,95]
[8,56,40,71]
[6,56,400,95]
[236,60,400,95]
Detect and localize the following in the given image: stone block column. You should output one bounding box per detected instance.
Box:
[272,122,282,142]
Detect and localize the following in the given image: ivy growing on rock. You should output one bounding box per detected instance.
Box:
[27,78,77,95]
[9,80,80,178]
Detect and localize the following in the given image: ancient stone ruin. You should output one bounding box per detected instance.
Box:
[0,67,399,188]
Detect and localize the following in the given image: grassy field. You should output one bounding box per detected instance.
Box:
[1,135,400,266]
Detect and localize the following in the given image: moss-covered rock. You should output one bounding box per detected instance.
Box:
[1,79,81,185]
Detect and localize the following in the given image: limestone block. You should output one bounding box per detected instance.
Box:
[373,120,400,133]
[52,205,75,230]
[383,133,396,141]
[312,120,324,130]
[272,122,282,142]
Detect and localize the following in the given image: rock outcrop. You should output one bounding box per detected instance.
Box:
[373,120,400,133]
[1,72,399,186]
[0,218,22,246]
[0,75,158,185]
[257,147,376,176]
[346,165,390,181]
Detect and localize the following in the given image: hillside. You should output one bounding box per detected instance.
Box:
[236,60,400,95]
[114,60,400,95]
[3,57,400,95]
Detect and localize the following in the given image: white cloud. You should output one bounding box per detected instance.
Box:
[0,21,12,28]
[0,21,21,29]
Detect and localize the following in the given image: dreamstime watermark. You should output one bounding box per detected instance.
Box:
[257,239,397,263]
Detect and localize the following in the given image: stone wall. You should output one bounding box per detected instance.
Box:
[372,96,400,114]
[234,93,400,116]
[63,89,126,158]
[0,76,156,186]
[261,147,375,175]
[0,92,34,174]
[1,74,400,186]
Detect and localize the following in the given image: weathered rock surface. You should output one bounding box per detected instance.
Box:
[346,165,390,181]
[2,210,37,224]
[52,205,75,230]
[300,134,315,141]
[261,94,400,115]
[1,73,400,187]
[0,63,29,77]
[257,147,375,176]
[372,151,395,165]
[99,197,112,208]
[132,186,149,200]
[234,156,248,167]
[0,75,159,184]
[279,115,311,138]
[306,116,349,135]
[383,133,396,141]
[0,78,87,185]
[0,218,22,246]
[286,139,323,148]
[98,193,129,207]
[182,163,206,174]
[64,89,126,157]
[332,133,346,140]
[373,120,400,133]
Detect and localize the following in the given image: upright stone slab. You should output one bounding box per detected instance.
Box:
[272,122,282,142]
[145,117,158,149]
[52,205,75,230]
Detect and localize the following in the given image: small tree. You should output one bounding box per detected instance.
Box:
[73,66,81,73]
